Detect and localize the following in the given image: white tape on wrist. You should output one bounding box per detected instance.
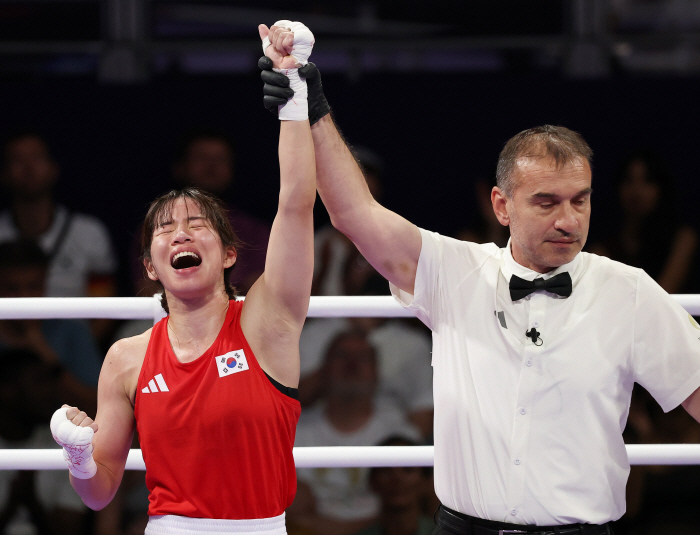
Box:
[262,20,315,121]
[50,407,97,479]
[274,67,308,121]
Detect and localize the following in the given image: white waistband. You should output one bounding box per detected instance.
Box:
[144,513,286,535]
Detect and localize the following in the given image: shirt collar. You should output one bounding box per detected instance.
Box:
[501,237,582,284]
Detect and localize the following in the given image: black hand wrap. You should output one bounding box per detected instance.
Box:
[259,56,330,125]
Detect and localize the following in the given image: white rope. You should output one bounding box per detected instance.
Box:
[1,296,699,470]
[1,445,699,470]
[0,295,168,323]
[0,294,698,319]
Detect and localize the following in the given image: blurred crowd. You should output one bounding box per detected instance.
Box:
[0,128,698,535]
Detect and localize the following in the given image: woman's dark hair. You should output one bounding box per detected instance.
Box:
[140,188,240,313]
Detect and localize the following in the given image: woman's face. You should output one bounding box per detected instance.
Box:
[619,159,660,218]
[144,197,236,301]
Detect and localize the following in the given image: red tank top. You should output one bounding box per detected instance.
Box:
[134,300,301,519]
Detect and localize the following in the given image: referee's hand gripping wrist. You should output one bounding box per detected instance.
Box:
[298,62,330,126]
[50,405,98,479]
[259,57,330,125]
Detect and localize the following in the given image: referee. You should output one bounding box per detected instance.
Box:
[260,22,700,535]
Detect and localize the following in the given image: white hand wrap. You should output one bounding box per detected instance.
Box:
[262,20,315,121]
[50,407,97,479]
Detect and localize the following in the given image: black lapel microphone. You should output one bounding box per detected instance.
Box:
[526,327,543,346]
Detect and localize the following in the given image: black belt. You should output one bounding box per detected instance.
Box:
[436,506,613,535]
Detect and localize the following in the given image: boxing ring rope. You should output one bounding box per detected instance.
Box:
[1,445,700,471]
[0,295,417,321]
[1,295,700,320]
[1,294,700,470]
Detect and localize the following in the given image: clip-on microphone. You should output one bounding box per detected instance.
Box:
[526,327,543,346]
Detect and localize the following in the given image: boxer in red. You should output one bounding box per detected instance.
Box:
[50,20,316,535]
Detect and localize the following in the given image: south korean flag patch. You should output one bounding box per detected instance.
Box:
[215,349,250,378]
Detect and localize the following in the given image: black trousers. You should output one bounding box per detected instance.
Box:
[431,505,614,535]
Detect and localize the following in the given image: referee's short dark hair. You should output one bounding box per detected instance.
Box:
[496,125,593,198]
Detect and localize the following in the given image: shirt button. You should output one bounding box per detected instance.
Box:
[514,459,521,465]
[533,321,539,328]
[526,360,533,367]
[511,509,518,516]
[520,408,527,415]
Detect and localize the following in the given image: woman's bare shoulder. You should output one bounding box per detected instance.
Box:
[103,329,153,384]
[101,328,154,402]
[106,328,153,368]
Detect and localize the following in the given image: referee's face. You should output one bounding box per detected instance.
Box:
[495,156,592,273]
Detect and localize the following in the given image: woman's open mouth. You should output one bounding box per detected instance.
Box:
[171,251,202,270]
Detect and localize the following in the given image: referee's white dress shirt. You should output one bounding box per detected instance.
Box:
[391,228,700,526]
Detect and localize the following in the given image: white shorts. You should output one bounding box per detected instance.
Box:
[144,513,286,535]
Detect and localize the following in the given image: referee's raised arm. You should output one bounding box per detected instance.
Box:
[258,41,422,296]
[311,114,422,296]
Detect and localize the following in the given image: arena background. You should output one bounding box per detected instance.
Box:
[2,2,700,534]
[1,0,699,289]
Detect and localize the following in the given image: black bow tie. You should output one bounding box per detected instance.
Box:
[509,272,572,301]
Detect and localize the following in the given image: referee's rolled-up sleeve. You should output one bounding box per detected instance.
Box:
[390,228,442,331]
[632,272,700,412]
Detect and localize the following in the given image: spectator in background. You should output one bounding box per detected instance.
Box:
[590,149,697,294]
[0,130,119,346]
[454,177,509,248]
[589,150,700,534]
[351,436,436,535]
[0,239,101,415]
[0,130,118,298]
[313,146,384,296]
[130,127,270,297]
[299,248,433,438]
[0,348,89,535]
[289,331,421,535]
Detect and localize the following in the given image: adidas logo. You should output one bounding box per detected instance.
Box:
[141,373,169,394]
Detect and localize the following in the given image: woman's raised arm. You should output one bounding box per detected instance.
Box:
[241,22,316,387]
